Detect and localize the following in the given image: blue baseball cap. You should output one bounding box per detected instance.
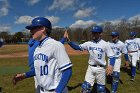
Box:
[90,26,103,32]
[26,17,52,30]
[111,31,119,36]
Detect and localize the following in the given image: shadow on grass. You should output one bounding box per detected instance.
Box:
[106,74,123,85]
[120,66,131,76]
[91,83,110,93]
[0,87,2,92]
[68,83,82,91]
[68,83,110,93]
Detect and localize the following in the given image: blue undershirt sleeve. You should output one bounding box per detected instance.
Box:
[55,67,72,93]
[109,57,116,66]
[0,41,3,47]
[25,68,35,78]
[124,54,129,61]
[59,38,67,44]
[68,42,82,50]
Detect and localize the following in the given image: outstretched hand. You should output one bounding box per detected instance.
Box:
[63,30,70,42]
[12,73,26,85]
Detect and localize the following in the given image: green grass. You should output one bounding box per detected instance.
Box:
[0,44,28,54]
[0,55,140,93]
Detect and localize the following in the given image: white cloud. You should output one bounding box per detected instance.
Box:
[0,26,11,32]
[15,16,60,25]
[15,16,34,24]
[0,0,9,17]
[70,20,95,28]
[45,16,60,24]
[27,0,40,6]
[128,14,140,21]
[110,19,121,25]
[74,7,95,19]
[53,26,63,29]
[49,0,74,10]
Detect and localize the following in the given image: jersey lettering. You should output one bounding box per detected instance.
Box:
[34,53,48,63]
[112,47,120,56]
[98,54,102,59]
[40,65,48,76]
[89,47,103,53]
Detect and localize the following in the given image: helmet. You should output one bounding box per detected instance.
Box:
[111,31,119,36]
[129,32,136,36]
[134,32,137,36]
[26,17,52,30]
[90,26,103,32]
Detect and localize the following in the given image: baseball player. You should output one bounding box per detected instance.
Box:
[125,32,139,81]
[13,17,72,93]
[13,32,68,93]
[66,26,115,93]
[108,31,129,93]
[0,39,3,47]
[134,34,140,70]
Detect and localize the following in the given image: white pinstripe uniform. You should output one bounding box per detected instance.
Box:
[125,38,139,67]
[135,38,140,60]
[33,37,72,93]
[79,39,114,86]
[108,40,128,72]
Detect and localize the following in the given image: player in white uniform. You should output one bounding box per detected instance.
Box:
[125,32,139,81]
[13,32,68,93]
[66,26,115,93]
[134,34,140,70]
[108,31,129,93]
[0,39,3,47]
[13,17,72,93]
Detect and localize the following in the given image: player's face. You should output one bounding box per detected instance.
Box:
[92,32,102,39]
[30,26,45,41]
[112,35,119,42]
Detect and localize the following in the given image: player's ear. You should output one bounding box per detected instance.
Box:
[100,32,103,36]
[41,27,47,33]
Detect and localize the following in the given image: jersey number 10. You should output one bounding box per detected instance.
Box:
[40,65,48,76]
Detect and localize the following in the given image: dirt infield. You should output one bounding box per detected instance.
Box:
[0,44,88,58]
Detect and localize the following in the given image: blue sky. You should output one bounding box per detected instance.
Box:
[0,0,140,33]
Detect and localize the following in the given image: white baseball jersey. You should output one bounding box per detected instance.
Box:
[33,37,72,90]
[108,40,127,72]
[79,39,115,66]
[125,38,139,52]
[135,38,140,48]
[108,40,127,58]
[135,38,140,60]
[125,38,139,67]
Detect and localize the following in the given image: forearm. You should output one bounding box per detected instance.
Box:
[55,67,72,93]
[25,68,35,78]
[59,37,67,44]
[68,42,82,50]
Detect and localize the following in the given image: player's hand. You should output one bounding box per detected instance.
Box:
[63,30,70,42]
[63,30,68,38]
[106,65,113,75]
[124,61,129,68]
[12,73,26,85]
